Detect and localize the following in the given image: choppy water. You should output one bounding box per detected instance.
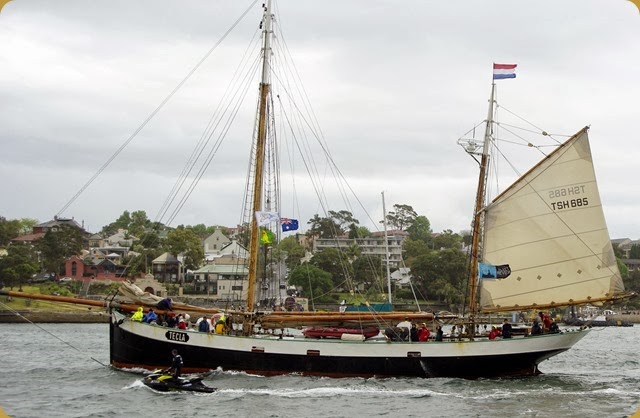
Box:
[1,323,640,417]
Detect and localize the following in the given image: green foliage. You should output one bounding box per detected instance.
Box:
[0,243,40,289]
[288,264,333,300]
[306,210,358,239]
[406,215,432,243]
[310,248,352,289]
[164,228,204,270]
[37,225,83,274]
[354,226,371,238]
[409,247,467,310]
[277,236,305,270]
[185,224,218,239]
[402,238,431,261]
[432,229,463,250]
[385,204,417,231]
[0,216,22,247]
[352,255,382,287]
[101,210,152,238]
[630,244,640,259]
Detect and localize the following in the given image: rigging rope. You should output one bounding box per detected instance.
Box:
[56,0,260,218]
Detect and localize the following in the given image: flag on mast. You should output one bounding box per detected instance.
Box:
[255,211,279,226]
[281,218,299,232]
[493,63,517,80]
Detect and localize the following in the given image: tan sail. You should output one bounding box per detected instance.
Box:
[479,127,626,312]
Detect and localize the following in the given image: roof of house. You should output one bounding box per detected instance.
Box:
[11,232,45,242]
[152,252,179,264]
[193,264,248,275]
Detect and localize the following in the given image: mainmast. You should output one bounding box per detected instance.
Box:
[382,191,392,304]
[246,0,273,318]
[466,82,496,319]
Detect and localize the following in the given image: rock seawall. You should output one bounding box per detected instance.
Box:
[0,310,110,323]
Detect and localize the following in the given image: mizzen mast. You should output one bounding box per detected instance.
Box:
[466,81,495,319]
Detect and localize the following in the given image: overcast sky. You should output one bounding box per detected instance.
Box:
[1,0,639,239]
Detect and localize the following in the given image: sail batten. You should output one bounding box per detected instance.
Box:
[479,128,626,312]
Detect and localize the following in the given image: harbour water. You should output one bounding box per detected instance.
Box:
[1,323,639,417]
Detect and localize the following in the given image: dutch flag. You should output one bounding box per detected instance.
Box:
[493,63,517,80]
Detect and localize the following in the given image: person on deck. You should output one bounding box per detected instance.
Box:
[548,320,560,333]
[418,323,431,342]
[435,325,444,342]
[167,312,177,328]
[215,315,227,334]
[539,311,551,331]
[167,349,183,382]
[489,326,500,340]
[131,307,144,322]
[177,317,187,330]
[198,317,210,332]
[157,298,173,311]
[530,320,542,336]
[502,318,513,338]
[410,323,419,342]
[143,308,158,324]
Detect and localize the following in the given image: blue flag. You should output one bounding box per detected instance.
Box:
[479,263,511,279]
[281,218,299,232]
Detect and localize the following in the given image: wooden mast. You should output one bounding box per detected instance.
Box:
[245,0,273,328]
[466,81,495,321]
[382,191,392,304]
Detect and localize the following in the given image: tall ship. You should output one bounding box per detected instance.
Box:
[2,1,631,378]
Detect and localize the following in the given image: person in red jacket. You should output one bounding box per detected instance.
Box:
[489,326,501,340]
[418,323,431,342]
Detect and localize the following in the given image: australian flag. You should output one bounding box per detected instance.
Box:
[281,218,299,232]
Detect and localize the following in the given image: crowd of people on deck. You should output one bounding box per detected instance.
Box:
[383,310,562,343]
[130,297,561,342]
[129,297,231,334]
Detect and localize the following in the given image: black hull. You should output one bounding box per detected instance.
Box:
[110,316,577,379]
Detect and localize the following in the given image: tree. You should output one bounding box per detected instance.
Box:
[409,248,467,310]
[288,264,333,301]
[354,226,371,238]
[165,228,204,271]
[277,236,306,270]
[102,210,132,236]
[128,210,152,237]
[0,216,21,247]
[630,244,640,259]
[432,229,463,250]
[406,215,432,244]
[352,255,383,288]
[37,225,84,274]
[306,210,359,239]
[385,204,417,231]
[310,248,353,289]
[402,238,432,262]
[0,244,39,290]
[306,214,341,239]
[18,218,38,235]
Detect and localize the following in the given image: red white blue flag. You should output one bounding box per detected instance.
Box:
[493,63,517,80]
[281,218,299,232]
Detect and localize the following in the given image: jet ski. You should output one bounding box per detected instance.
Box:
[142,370,216,393]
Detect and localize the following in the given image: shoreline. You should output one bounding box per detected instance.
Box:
[0,310,110,323]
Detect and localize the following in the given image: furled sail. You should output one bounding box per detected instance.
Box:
[479,127,625,312]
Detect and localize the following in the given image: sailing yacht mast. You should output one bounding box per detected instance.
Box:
[246,0,273,318]
[466,82,495,318]
[382,191,392,304]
